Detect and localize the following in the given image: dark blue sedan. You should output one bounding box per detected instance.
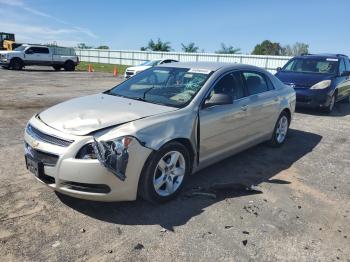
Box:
[275,54,350,112]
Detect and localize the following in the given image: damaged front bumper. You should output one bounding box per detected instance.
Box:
[24,116,153,201]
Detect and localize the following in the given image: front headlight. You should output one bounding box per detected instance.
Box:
[310,80,331,90]
[76,137,134,160]
[92,136,134,181]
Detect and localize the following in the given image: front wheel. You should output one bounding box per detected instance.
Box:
[324,94,335,113]
[268,112,290,147]
[138,142,191,203]
[340,95,350,104]
[10,58,24,70]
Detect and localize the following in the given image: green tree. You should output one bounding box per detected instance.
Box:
[141,38,172,52]
[215,43,241,54]
[76,43,93,49]
[96,45,110,49]
[252,40,283,55]
[282,42,309,56]
[181,42,199,53]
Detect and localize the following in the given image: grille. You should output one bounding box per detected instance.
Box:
[25,143,59,166]
[26,124,73,147]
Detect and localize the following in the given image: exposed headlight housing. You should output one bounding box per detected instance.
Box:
[310,80,331,90]
[91,136,134,181]
[76,143,96,159]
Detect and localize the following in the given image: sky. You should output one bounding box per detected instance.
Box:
[0,0,349,55]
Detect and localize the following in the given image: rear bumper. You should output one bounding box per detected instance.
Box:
[295,88,333,108]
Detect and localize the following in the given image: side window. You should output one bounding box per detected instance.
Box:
[344,58,350,71]
[212,72,245,100]
[25,47,34,54]
[35,47,49,54]
[161,60,173,64]
[242,72,269,95]
[339,59,346,75]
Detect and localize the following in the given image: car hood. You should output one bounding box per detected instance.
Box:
[126,66,151,71]
[38,94,177,136]
[275,71,333,87]
[0,50,21,55]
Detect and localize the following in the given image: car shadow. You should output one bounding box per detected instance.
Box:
[57,128,322,230]
[296,102,350,117]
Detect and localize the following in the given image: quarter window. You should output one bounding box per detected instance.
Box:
[343,58,350,72]
[339,59,346,75]
[212,72,245,100]
[242,72,269,95]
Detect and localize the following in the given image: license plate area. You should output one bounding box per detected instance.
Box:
[25,155,44,178]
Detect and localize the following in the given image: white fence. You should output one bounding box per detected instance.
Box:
[75,49,292,73]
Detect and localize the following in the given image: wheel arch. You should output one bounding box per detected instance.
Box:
[281,107,292,125]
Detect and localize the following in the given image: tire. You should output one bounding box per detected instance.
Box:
[340,95,350,104]
[268,111,290,147]
[138,142,191,203]
[63,60,75,71]
[9,58,24,70]
[324,94,336,113]
[53,65,61,71]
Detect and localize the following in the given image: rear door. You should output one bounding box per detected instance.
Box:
[199,71,251,163]
[242,71,280,138]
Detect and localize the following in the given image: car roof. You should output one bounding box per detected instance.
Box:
[157,62,263,72]
[295,53,348,59]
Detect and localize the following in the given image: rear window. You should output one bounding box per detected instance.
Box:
[282,58,338,74]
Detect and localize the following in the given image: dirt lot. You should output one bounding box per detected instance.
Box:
[0,67,349,262]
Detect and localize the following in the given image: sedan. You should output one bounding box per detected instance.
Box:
[24,62,296,203]
[124,59,178,78]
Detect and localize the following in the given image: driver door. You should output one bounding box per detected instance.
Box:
[199,71,251,165]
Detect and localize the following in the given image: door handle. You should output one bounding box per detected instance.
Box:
[240,105,248,111]
[274,97,279,102]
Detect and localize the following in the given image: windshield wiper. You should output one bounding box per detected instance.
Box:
[142,85,156,100]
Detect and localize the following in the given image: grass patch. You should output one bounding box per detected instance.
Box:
[77,62,128,74]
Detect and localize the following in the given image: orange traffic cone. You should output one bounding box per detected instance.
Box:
[113,66,118,77]
[88,64,92,72]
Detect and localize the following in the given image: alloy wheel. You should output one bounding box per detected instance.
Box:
[153,151,186,197]
[276,115,289,143]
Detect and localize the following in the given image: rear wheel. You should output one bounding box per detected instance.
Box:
[268,111,290,147]
[53,65,61,71]
[139,142,190,203]
[64,60,75,71]
[10,58,24,70]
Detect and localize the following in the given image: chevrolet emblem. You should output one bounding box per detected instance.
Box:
[31,140,39,148]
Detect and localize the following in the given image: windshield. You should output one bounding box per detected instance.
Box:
[107,67,212,108]
[282,58,338,74]
[139,60,161,66]
[14,46,27,51]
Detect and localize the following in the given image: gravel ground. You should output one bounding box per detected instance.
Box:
[0,67,349,262]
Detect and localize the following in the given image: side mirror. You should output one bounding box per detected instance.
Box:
[340,71,350,77]
[203,93,233,108]
[276,67,282,72]
[25,49,34,54]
